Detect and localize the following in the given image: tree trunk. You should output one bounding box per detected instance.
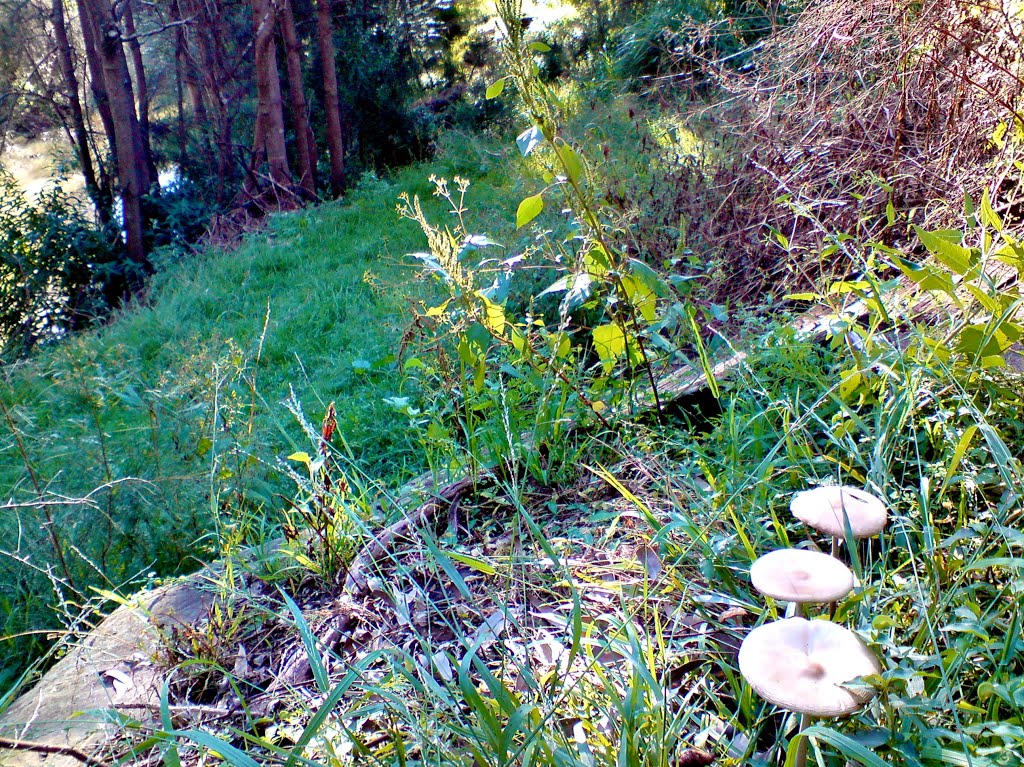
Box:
[79,0,153,275]
[182,0,233,203]
[314,0,345,196]
[122,0,158,186]
[169,0,188,173]
[249,0,292,196]
[52,0,110,222]
[74,0,117,170]
[276,0,317,199]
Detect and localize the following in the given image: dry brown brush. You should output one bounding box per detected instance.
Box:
[658,0,1024,300]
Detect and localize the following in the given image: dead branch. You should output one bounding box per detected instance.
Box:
[0,736,111,767]
[342,475,480,595]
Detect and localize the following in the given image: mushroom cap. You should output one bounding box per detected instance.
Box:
[790,486,888,538]
[738,617,881,717]
[750,548,855,603]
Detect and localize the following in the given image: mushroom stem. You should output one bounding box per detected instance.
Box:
[793,713,811,767]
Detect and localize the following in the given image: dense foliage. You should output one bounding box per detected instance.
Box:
[0,0,1023,766]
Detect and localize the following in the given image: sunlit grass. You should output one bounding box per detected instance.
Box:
[0,130,524,679]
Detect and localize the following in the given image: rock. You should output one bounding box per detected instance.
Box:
[0,579,212,766]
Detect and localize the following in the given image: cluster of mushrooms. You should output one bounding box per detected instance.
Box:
[737,486,889,765]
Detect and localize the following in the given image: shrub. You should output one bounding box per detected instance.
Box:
[0,173,125,357]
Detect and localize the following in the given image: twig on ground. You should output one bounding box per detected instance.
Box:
[0,736,111,767]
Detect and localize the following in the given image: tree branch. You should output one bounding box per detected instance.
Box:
[0,736,111,767]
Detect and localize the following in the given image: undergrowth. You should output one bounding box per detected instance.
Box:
[2,2,1023,766]
[0,136,521,681]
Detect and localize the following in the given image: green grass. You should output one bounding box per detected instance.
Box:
[0,130,525,680]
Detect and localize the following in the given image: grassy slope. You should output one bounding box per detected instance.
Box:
[0,131,522,678]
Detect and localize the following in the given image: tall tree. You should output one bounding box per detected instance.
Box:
[73,0,118,168]
[122,0,158,185]
[247,0,292,198]
[314,0,346,196]
[51,0,110,222]
[276,0,316,198]
[79,0,154,273]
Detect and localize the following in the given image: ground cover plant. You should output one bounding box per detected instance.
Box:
[1,0,1023,765]
[0,137,525,684]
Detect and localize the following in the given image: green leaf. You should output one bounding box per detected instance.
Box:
[445,551,497,575]
[554,140,582,183]
[980,189,1004,232]
[956,323,1020,358]
[171,730,261,767]
[620,275,657,322]
[528,41,551,52]
[477,294,507,336]
[939,424,978,498]
[511,326,529,354]
[516,193,544,229]
[287,452,311,464]
[279,587,330,694]
[895,257,957,294]
[485,78,506,99]
[627,258,669,297]
[914,226,977,276]
[592,323,625,373]
[583,246,610,277]
[792,725,891,767]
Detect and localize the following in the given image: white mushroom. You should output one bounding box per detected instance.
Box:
[739,617,880,717]
[750,549,854,614]
[739,617,881,766]
[790,486,888,552]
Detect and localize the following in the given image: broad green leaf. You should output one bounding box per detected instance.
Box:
[554,140,582,183]
[477,294,507,336]
[511,326,529,354]
[980,190,1003,232]
[485,78,506,99]
[584,245,610,277]
[528,41,551,52]
[914,226,977,276]
[956,323,1020,358]
[627,258,669,297]
[827,280,871,295]
[474,357,485,392]
[458,336,479,365]
[963,284,1006,314]
[838,368,863,400]
[516,193,544,229]
[592,323,625,373]
[791,725,890,767]
[895,257,956,294]
[549,331,571,359]
[620,275,657,322]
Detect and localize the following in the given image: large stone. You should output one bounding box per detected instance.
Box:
[0,579,212,766]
